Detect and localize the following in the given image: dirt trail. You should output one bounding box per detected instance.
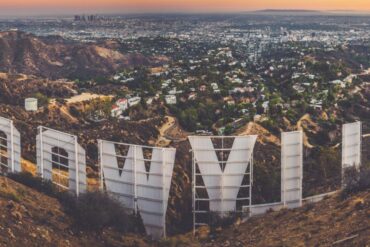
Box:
[236,122,280,145]
[59,105,78,123]
[297,114,318,148]
[155,116,188,146]
[48,102,78,124]
[155,116,174,146]
[65,93,113,104]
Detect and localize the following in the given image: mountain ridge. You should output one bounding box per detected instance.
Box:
[0,31,167,80]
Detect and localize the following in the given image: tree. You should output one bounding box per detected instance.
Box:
[224,124,233,135]
[33,92,49,106]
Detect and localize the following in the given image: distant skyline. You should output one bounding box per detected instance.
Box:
[1,0,370,16]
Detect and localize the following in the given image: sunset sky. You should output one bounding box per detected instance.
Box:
[1,0,370,15]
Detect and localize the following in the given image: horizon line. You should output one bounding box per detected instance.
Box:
[1,9,370,18]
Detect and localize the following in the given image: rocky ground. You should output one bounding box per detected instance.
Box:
[191,190,370,247]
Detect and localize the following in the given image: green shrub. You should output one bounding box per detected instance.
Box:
[59,191,143,233]
[8,172,144,234]
[341,165,370,198]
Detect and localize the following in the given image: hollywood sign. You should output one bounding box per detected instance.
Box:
[99,139,175,238]
[0,115,364,238]
[0,116,176,239]
[188,132,303,228]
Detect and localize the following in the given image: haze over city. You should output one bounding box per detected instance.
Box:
[1,0,370,15]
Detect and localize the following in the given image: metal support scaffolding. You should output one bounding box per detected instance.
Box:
[37,126,86,195]
[189,135,257,233]
[0,116,21,173]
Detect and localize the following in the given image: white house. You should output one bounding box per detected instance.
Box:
[165,95,177,105]
[310,99,323,110]
[330,80,346,88]
[262,101,269,113]
[211,83,219,91]
[146,97,154,105]
[116,98,128,111]
[111,105,123,118]
[128,96,141,107]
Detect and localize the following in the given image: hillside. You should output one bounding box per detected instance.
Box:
[0,176,155,247]
[192,190,370,247]
[0,31,167,79]
[1,174,369,246]
[0,99,346,235]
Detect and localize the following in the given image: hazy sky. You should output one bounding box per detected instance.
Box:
[1,0,370,15]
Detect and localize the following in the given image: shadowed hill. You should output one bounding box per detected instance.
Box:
[0,31,167,80]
